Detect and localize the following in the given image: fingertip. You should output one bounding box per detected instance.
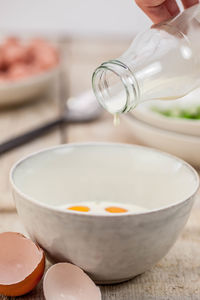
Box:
[139,4,172,23]
[166,0,180,17]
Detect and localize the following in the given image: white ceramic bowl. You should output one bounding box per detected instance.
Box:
[124,115,200,168]
[133,89,200,137]
[10,143,199,284]
[0,67,58,107]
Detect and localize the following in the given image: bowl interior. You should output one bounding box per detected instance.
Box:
[134,89,200,123]
[12,144,198,211]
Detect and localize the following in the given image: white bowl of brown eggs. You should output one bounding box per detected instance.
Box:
[0,37,59,106]
[10,143,199,284]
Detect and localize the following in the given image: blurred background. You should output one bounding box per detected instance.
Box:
[0,3,199,299]
[1,0,149,209]
[0,0,151,37]
[0,0,200,211]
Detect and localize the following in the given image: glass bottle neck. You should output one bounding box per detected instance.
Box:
[92,4,200,115]
[92,60,140,114]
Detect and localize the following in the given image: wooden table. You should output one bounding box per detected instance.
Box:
[0,38,200,300]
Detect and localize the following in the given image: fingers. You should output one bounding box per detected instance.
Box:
[181,0,199,8]
[165,0,180,17]
[135,0,199,24]
[137,4,170,24]
[135,0,180,23]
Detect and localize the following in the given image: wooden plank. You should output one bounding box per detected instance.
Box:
[0,91,61,210]
[66,112,142,144]
[0,201,200,299]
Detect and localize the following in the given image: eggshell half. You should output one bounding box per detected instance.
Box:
[43,263,101,300]
[0,232,45,296]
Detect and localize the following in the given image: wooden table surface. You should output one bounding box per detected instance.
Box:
[0,38,200,300]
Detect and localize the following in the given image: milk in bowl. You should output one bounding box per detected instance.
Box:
[10,143,199,283]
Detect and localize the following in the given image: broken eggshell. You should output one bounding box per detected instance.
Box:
[0,232,45,296]
[43,263,101,300]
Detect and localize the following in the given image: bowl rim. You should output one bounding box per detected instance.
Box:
[0,65,59,90]
[128,114,200,141]
[10,142,200,218]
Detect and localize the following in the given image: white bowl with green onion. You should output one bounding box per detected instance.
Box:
[133,89,200,137]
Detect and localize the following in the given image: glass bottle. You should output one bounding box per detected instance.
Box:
[92,4,200,114]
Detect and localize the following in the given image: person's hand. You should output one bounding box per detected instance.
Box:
[135,0,199,23]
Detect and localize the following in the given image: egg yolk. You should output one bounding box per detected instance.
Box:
[67,206,90,212]
[105,206,128,213]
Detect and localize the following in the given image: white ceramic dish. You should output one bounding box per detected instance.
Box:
[10,143,199,284]
[124,115,200,168]
[0,67,58,107]
[133,89,200,137]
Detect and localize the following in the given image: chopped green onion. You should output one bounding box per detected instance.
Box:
[151,105,200,120]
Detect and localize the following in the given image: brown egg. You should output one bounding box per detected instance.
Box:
[0,37,59,83]
[0,232,45,296]
[1,42,28,66]
[4,37,20,46]
[0,73,7,82]
[8,63,30,80]
[27,39,59,70]
[43,263,101,300]
[34,47,58,70]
